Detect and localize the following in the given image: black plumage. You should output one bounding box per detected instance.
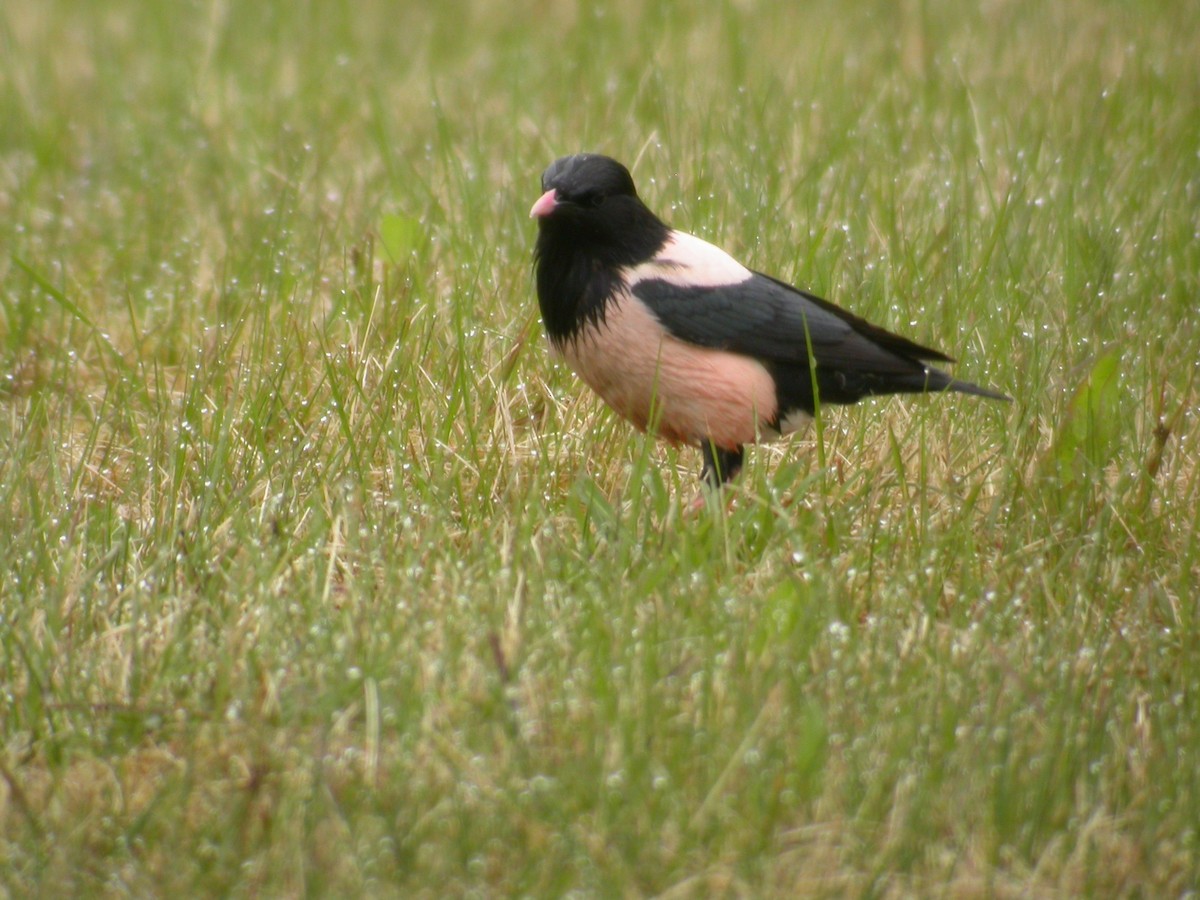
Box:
[533,155,670,342]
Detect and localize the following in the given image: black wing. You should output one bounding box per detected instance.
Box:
[632,270,952,367]
[631,272,1008,404]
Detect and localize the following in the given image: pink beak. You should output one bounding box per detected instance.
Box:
[529,188,558,218]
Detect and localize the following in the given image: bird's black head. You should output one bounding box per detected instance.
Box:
[531,154,669,341]
[537,154,639,209]
[531,154,668,262]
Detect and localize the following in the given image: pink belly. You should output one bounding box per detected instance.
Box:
[556,296,779,449]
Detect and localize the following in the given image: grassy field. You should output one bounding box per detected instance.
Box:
[2,0,1198,895]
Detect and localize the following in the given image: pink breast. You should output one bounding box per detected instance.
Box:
[556,294,779,449]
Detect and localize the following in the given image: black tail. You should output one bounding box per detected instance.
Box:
[894,366,1011,402]
[770,361,1010,417]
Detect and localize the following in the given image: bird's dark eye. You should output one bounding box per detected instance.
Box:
[584,192,606,208]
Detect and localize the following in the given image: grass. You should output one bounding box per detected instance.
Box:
[2,0,1198,895]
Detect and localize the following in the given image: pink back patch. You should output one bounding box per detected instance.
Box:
[622,230,751,289]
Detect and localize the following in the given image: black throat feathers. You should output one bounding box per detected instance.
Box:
[534,197,669,343]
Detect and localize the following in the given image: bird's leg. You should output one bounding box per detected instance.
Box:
[700,442,744,488]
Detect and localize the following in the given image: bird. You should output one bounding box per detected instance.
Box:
[529,153,1009,488]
